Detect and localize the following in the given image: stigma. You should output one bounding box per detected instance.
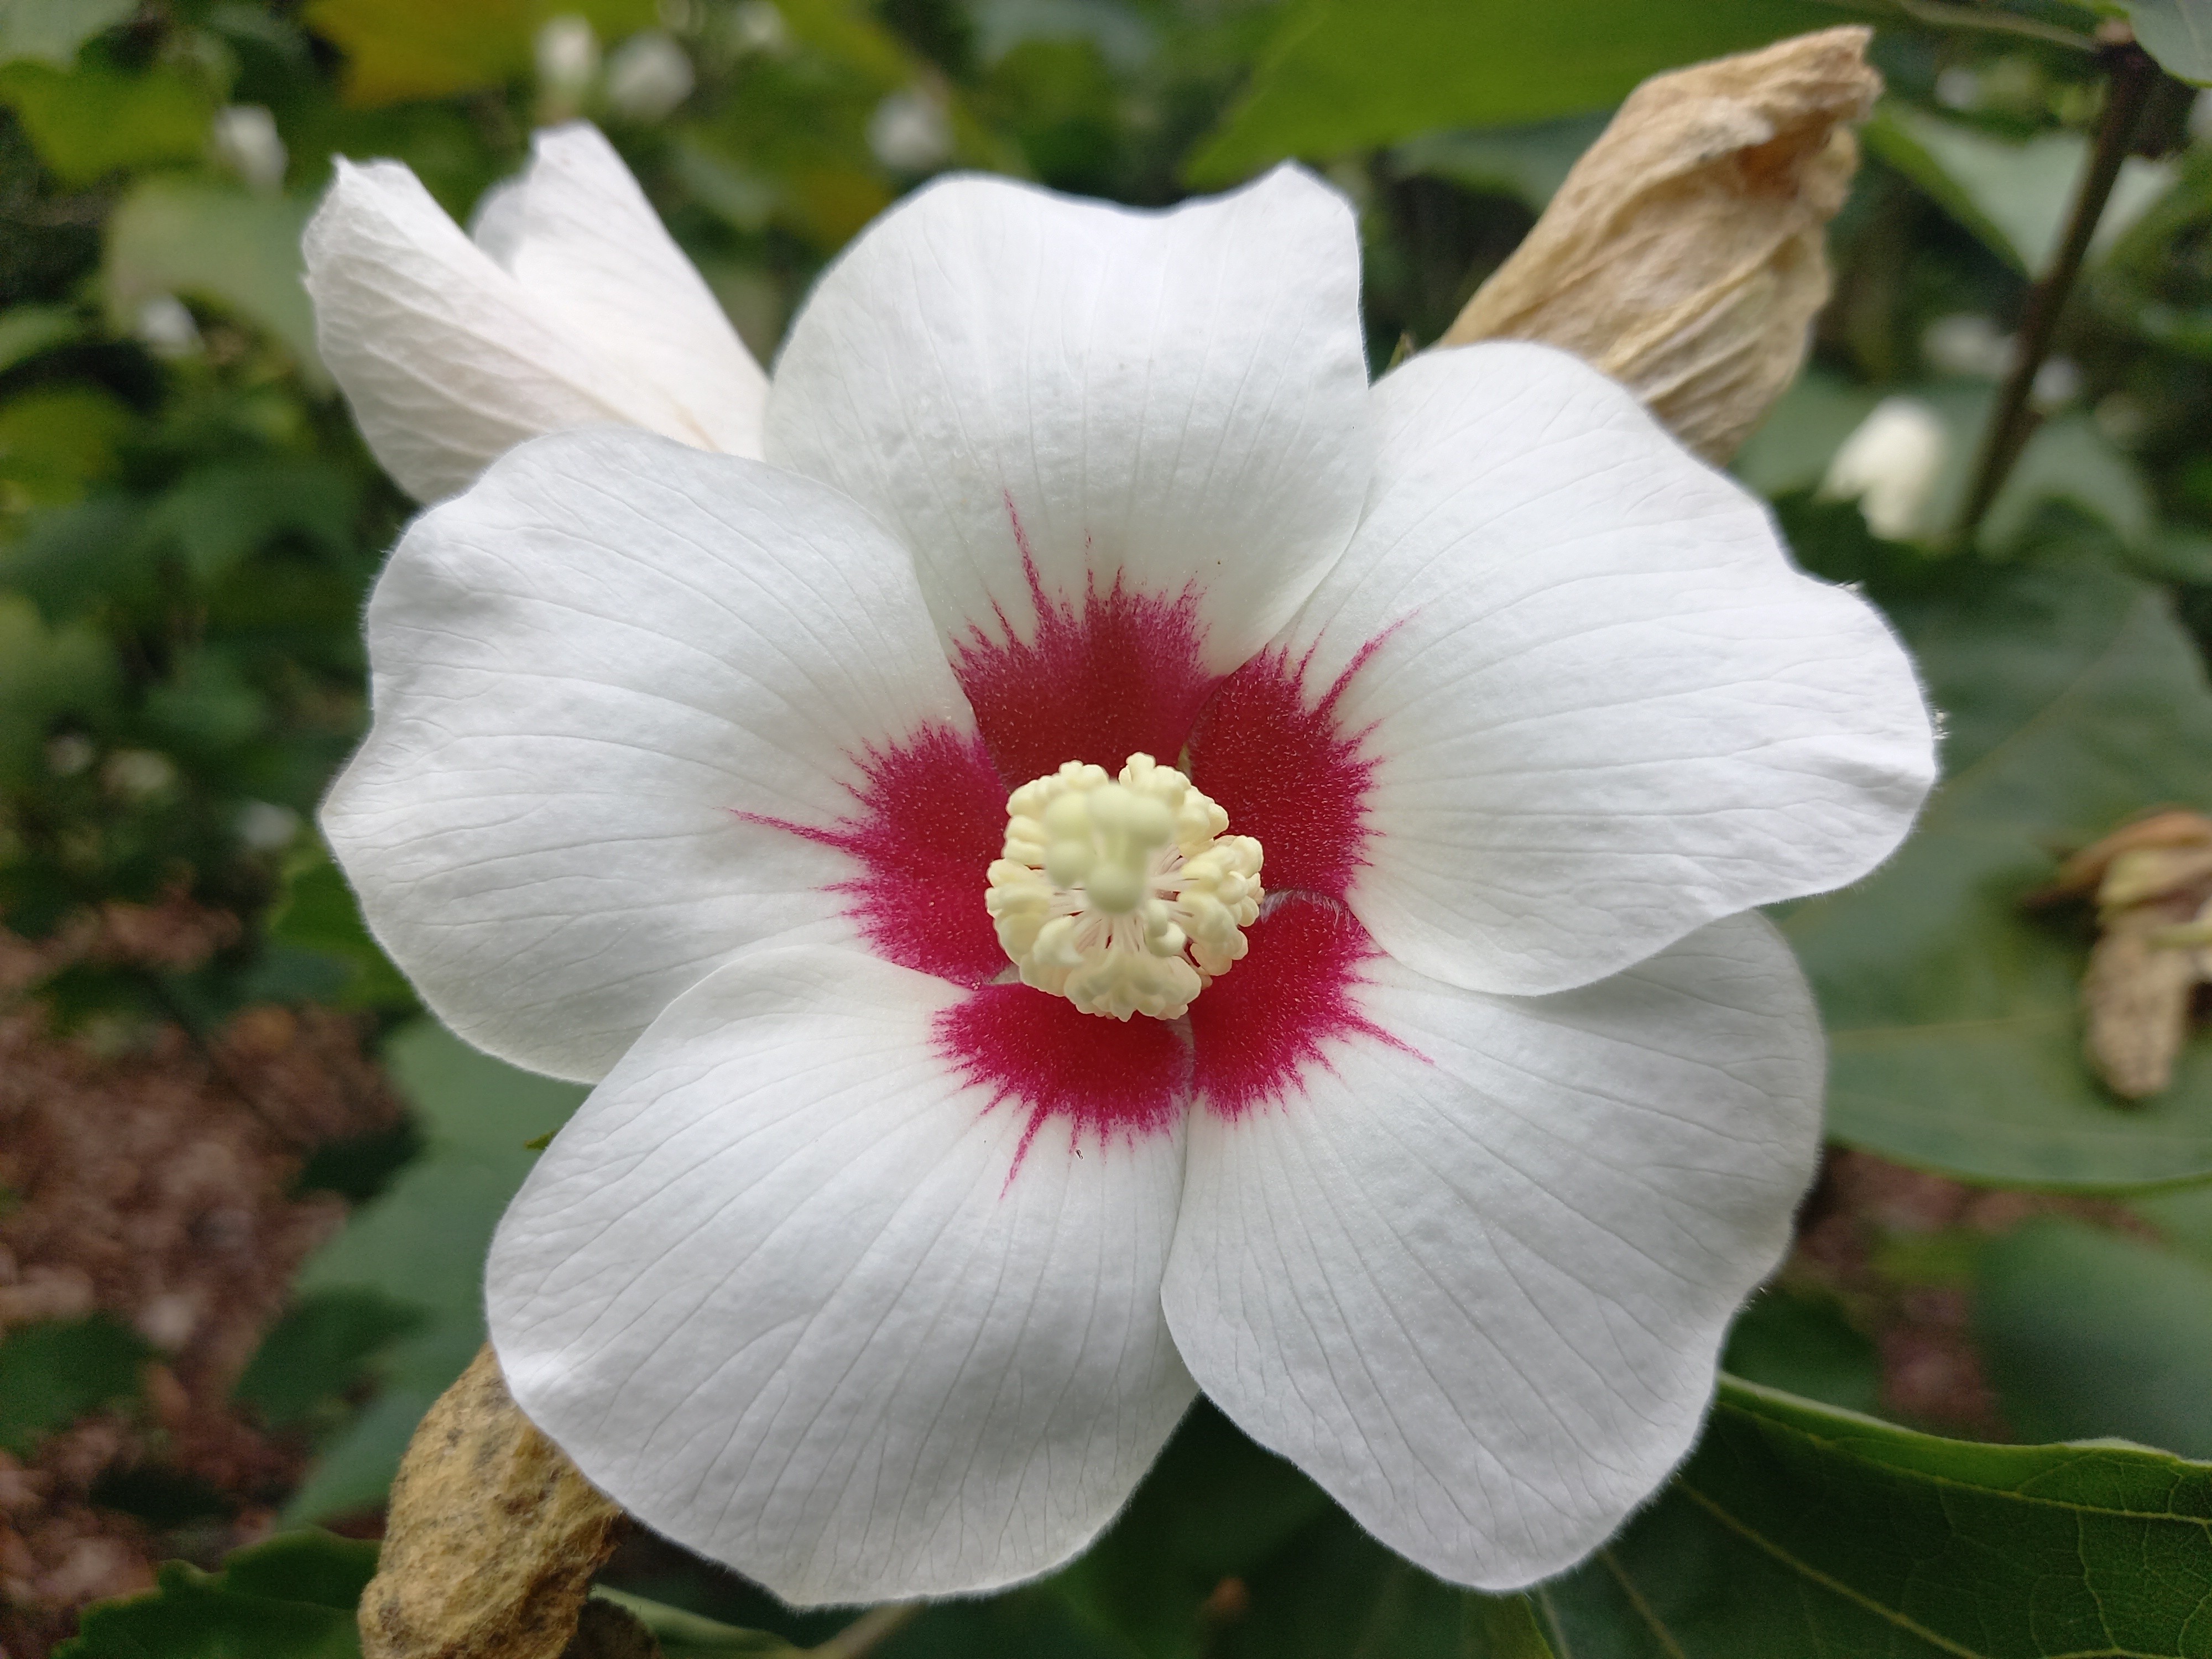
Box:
[985,754,1264,1020]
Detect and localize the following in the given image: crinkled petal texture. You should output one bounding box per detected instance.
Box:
[304,123,765,502]
[765,165,1372,674]
[1281,343,1934,997]
[321,426,972,1084]
[488,943,1196,1606]
[1162,912,1824,1590]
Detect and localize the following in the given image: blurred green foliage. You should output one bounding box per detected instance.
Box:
[8,0,2212,1651]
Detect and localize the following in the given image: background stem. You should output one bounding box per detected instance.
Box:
[1954,40,2159,541]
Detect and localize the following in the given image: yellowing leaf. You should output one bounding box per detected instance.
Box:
[0,60,211,185]
[304,0,655,107]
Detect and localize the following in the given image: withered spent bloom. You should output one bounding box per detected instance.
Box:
[1443,26,1880,465]
[358,1345,622,1659]
[2040,810,2212,1101]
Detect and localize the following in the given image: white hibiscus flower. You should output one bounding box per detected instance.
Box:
[309,134,1936,1604]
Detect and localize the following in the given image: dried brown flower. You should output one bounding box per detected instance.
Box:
[2038,809,2212,1100]
[359,1344,624,1659]
[1441,26,1881,463]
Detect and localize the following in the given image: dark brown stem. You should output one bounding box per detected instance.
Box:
[1954,41,2159,541]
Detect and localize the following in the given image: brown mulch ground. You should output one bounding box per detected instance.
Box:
[0,895,403,1657]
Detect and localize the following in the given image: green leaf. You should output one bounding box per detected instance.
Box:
[1782,546,2212,1190]
[0,1317,148,1455]
[1388,114,1610,210]
[143,459,362,585]
[260,847,417,1013]
[0,302,82,372]
[2114,0,2212,84]
[1978,1218,2212,1458]
[0,383,133,506]
[0,0,138,69]
[304,0,656,106]
[282,1020,585,1522]
[1867,105,2177,277]
[103,180,324,384]
[0,60,213,186]
[1721,1288,1884,1416]
[235,1288,427,1430]
[1186,0,1838,186]
[0,592,116,789]
[589,1589,801,1657]
[58,1531,379,1659]
[1539,1376,2212,1657]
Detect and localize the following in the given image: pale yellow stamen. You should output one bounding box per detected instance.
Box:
[985,753,1264,1021]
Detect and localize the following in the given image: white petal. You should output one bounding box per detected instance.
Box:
[1162,911,1824,1591]
[321,427,972,1083]
[1285,344,1934,996]
[302,131,762,504]
[488,944,1195,1605]
[765,166,1371,673]
[474,124,767,462]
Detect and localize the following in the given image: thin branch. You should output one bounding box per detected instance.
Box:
[1889,0,2100,53]
[807,1604,923,1659]
[1954,41,2161,541]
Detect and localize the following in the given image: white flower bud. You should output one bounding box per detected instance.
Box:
[1820,395,1949,541]
[606,31,694,122]
[135,294,201,357]
[868,89,951,173]
[535,15,600,121]
[212,104,286,194]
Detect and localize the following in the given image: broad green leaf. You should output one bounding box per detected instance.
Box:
[0,0,138,68]
[1868,105,2177,276]
[589,1589,801,1657]
[143,458,361,584]
[1389,113,1610,210]
[1782,546,2212,1189]
[0,60,211,184]
[304,0,655,106]
[283,1020,585,1522]
[260,846,416,1013]
[0,592,116,789]
[1538,1376,2212,1657]
[1185,0,1837,186]
[0,1317,147,1455]
[1978,1218,2212,1458]
[103,180,324,384]
[2116,0,2212,84]
[58,1531,379,1659]
[2135,1181,2212,1265]
[0,302,81,372]
[235,1287,426,1430]
[1056,1397,1332,1655]
[0,384,132,507]
[1721,1288,1883,1416]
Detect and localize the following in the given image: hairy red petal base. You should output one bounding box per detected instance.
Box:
[952,544,1219,786]
[765,555,1395,1147]
[1187,896,1401,1121]
[1186,641,1381,902]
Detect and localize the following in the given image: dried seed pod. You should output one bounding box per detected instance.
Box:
[1441,26,1881,463]
[359,1344,624,1659]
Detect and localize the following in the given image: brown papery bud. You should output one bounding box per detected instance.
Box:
[1440,26,1880,464]
[359,1344,625,1659]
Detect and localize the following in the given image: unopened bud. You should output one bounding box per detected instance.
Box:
[1441,27,1880,464]
[535,15,600,123]
[212,105,287,194]
[606,30,695,122]
[1819,395,1948,541]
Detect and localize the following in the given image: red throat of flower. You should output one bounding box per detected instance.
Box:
[755,536,1394,1157]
